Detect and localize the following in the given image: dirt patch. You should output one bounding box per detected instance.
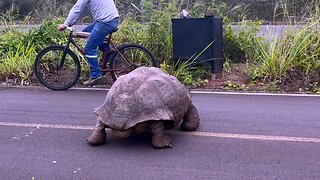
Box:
[200,63,249,90]
[197,63,319,94]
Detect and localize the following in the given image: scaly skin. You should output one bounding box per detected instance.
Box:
[150,121,173,149]
[180,104,200,131]
[87,121,106,146]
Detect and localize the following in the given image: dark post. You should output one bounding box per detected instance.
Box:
[211,17,223,74]
[171,17,224,74]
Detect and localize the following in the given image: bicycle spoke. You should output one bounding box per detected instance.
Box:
[35,46,80,90]
[110,44,156,81]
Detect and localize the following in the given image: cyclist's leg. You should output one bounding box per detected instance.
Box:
[82,22,95,33]
[82,22,113,53]
[82,22,107,67]
[84,19,119,79]
[82,23,106,52]
[97,18,119,52]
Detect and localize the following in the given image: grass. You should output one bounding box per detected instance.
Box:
[0,41,36,84]
[0,18,68,84]
[160,59,208,87]
[251,20,320,87]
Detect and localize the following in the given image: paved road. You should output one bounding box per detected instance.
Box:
[1,87,320,179]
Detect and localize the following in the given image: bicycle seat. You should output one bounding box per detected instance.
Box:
[76,28,118,40]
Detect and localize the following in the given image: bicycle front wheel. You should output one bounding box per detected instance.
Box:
[34,45,81,90]
[109,43,157,81]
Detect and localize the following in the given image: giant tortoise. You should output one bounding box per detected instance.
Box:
[87,67,200,148]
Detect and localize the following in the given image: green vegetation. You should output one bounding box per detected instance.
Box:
[0,18,67,81]
[1,0,319,22]
[160,59,209,87]
[0,0,319,93]
[247,8,320,92]
[224,81,246,91]
[223,18,263,63]
[251,21,320,82]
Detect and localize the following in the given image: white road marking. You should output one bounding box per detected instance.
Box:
[0,122,93,130]
[1,121,320,143]
[7,86,320,97]
[171,131,320,143]
[189,90,320,97]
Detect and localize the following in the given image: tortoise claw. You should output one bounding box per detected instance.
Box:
[87,127,106,146]
[152,134,173,149]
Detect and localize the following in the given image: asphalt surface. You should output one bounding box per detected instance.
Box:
[1,87,320,179]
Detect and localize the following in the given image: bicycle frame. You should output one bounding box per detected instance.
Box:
[60,27,134,73]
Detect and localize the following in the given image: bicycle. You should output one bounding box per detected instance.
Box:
[34,27,157,90]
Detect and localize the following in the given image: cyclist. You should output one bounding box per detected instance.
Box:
[57,0,119,86]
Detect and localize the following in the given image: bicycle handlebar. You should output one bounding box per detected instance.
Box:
[66,27,74,32]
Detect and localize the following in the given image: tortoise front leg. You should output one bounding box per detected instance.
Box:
[87,120,107,146]
[149,121,173,149]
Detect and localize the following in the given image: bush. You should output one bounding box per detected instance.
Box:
[24,19,67,51]
[115,2,177,62]
[160,60,208,87]
[223,18,264,63]
[249,19,320,89]
[0,19,67,82]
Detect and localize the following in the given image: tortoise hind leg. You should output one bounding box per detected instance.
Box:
[150,121,173,149]
[87,121,107,146]
[180,104,200,131]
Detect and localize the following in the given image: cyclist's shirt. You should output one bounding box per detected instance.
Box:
[63,0,119,27]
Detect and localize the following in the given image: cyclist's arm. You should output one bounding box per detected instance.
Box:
[63,0,89,27]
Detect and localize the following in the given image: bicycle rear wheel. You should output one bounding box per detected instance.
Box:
[109,43,157,81]
[34,45,81,90]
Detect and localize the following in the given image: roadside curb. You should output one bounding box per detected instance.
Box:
[189,90,320,97]
[3,85,320,98]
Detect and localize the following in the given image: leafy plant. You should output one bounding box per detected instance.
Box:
[251,20,320,85]
[309,82,320,94]
[160,59,208,87]
[223,17,264,63]
[115,2,177,62]
[0,18,69,84]
[190,0,227,17]
[223,80,246,90]
[24,19,67,52]
[262,82,280,92]
[0,41,36,83]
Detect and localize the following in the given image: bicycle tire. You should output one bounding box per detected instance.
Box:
[109,43,157,81]
[34,45,81,90]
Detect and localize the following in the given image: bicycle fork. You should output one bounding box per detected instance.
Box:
[57,33,73,70]
[56,48,68,70]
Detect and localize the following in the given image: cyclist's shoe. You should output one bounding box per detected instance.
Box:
[83,76,102,86]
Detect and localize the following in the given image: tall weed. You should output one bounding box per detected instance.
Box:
[0,42,36,82]
[224,18,264,63]
[190,0,227,17]
[160,59,208,87]
[251,20,320,85]
[24,19,67,51]
[0,18,67,83]
[115,3,177,62]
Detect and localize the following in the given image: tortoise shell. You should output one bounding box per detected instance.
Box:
[94,67,192,130]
